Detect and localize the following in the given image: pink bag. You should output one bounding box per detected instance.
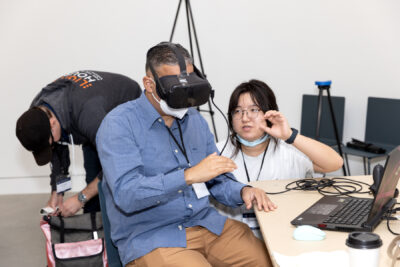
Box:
[40,212,108,267]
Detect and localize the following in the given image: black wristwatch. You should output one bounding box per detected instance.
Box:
[77,191,88,205]
[285,128,298,144]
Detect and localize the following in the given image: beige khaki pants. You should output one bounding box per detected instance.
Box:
[126,219,272,267]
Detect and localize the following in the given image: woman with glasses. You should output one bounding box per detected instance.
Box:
[214,79,343,238]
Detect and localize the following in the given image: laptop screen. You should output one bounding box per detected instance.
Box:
[367,146,400,221]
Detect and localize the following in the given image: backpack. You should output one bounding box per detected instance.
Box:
[40,212,108,267]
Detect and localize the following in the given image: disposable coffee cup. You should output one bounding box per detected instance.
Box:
[346,232,382,267]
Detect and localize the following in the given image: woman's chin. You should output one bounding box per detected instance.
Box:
[238,133,262,142]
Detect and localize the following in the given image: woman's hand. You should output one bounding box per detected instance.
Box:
[260,110,292,141]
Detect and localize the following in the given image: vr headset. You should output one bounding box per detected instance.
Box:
[148,42,212,109]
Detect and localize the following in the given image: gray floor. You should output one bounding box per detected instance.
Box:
[0,193,55,267]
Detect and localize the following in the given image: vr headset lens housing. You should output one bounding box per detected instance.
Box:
[158,71,211,108]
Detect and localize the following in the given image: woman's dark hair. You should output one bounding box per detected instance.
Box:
[228,79,279,157]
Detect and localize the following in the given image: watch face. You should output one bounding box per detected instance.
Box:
[78,192,87,203]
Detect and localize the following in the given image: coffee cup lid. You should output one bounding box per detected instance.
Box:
[346,232,382,249]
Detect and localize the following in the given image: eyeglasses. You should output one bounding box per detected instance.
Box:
[231,106,262,120]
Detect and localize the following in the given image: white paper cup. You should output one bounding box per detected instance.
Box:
[346,232,382,267]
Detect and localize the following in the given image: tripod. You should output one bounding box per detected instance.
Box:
[315,81,348,176]
[169,0,219,141]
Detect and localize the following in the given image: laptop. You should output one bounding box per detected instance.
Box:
[291,146,400,232]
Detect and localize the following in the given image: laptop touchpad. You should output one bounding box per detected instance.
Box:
[307,204,338,215]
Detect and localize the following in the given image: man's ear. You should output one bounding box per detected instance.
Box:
[49,116,56,126]
[49,117,58,133]
[143,76,155,93]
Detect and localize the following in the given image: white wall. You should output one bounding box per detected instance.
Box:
[1,0,399,194]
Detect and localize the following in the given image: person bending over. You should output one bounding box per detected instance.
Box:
[96,42,276,267]
[16,70,141,216]
[215,79,343,238]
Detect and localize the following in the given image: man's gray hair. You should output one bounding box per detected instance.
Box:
[145,42,193,72]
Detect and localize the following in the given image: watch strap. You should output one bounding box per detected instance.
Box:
[285,128,298,144]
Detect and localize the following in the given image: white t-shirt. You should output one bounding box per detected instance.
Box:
[212,138,314,239]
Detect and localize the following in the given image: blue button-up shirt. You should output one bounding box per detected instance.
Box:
[96,93,246,265]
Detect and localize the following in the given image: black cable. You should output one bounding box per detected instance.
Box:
[210,90,230,155]
[387,214,399,235]
[317,177,370,196]
[265,177,371,196]
[208,91,247,183]
[385,204,400,235]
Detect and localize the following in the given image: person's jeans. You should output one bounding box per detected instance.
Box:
[82,144,101,213]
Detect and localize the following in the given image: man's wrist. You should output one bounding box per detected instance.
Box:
[77,191,88,205]
[52,190,64,196]
[240,185,252,199]
[184,168,194,185]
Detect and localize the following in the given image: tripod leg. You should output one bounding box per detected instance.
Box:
[326,89,347,176]
[185,0,194,59]
[187,0,205,72]
[187,0,218,141]
[169,0,183,42]
[344,152,351,176]
[315,90,323,140]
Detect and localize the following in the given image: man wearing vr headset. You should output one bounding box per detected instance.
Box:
[96,42,276,267]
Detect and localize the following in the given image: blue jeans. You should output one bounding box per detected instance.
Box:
[82,144,101,213]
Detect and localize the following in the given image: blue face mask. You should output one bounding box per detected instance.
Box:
[236,134,269,147]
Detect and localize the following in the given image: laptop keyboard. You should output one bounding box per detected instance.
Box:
[323,198,373,225]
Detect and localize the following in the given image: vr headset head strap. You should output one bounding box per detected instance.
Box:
[166,43,188,77]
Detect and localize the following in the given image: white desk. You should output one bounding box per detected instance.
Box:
[250,176,398,267]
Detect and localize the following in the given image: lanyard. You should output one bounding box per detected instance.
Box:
[241,146,268,183]
[166,120,190,164]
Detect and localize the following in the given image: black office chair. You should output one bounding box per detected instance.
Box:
[342,97,400,175]
[300,94,349,174]
[98,181,123,267]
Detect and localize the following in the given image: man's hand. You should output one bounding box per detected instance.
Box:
[46,191,63,216]
[59,194,83,217]
[57,177,99,217]
[260,110,292,140]
[241,186,277,212]
[184,152,237,185]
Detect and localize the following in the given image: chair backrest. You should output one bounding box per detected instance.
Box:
[365,97,400,150]
[300,94,345,146]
